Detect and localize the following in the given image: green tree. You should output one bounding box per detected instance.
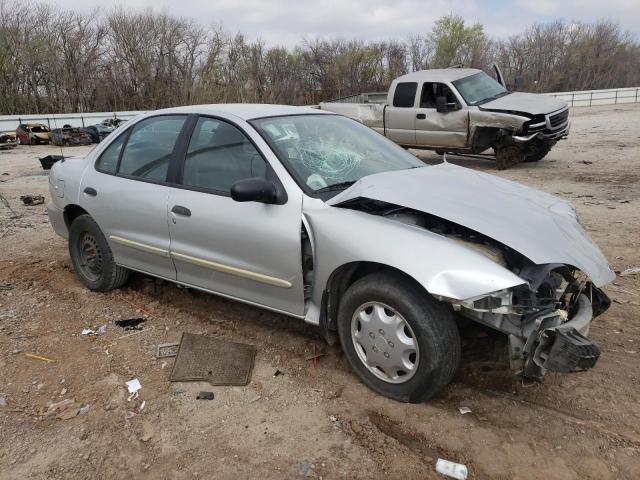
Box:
[430,14,487,68]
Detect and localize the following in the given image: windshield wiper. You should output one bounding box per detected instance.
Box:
[315,180,356,193]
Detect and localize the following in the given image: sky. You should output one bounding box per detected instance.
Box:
[58,0,640,46]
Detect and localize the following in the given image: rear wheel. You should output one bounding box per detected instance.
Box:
[337,272,460,402]
[68,214,130,291]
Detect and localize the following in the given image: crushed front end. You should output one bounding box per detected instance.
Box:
[451,265,610,379]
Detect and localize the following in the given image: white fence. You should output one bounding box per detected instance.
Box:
[1,86,638,131]
[544,87,640,107]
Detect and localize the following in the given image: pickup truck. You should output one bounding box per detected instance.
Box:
[319,68,570,169]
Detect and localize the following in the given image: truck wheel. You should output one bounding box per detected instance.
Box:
[68,214,130,292]
[337,271,460,402]
[524,144,552,162]
[495,145,524,170]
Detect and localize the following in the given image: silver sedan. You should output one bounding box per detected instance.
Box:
[48,104,614,402]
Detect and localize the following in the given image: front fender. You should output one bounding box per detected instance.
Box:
[303,203,525,324]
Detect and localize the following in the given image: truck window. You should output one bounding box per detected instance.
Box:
[393,82,417,108]
[420,83,458,108]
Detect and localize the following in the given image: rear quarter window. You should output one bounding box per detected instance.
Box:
[393,82,418,108]
[95,133,127,174]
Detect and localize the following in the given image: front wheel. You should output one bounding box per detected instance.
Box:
[524,143,552,162]
[68,214,130,291]
[337,272,461,402]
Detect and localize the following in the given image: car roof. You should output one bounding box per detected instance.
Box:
[149,104,331,121]
[394,68,482,83]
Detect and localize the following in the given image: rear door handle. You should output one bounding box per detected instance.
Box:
[416,113,426,119]
[171,205,191,217]
[83,187,97,196]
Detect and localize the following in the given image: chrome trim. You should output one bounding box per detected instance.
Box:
[170,251,293,289]
[109,235,170,257]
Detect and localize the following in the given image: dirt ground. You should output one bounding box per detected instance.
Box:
[1,103,639,480]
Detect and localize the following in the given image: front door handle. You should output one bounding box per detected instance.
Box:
[416,113,426,119]
[171,205,191,217]
[83,187,97,196]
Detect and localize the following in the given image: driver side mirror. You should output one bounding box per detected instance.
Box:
[436,96,457,113]
[230,177,279,204]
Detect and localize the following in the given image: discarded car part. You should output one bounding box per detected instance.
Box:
[20,194,45,206]
[0,131,19,149]
[51,127,92,147]
[196,391,215,400]
[47,104,613,402]
[436,458,468,480]
[156,342,180,358]
[170,333,256,386]
[16,123,51,145]
[39,155,65,170]
[114,318,146,330]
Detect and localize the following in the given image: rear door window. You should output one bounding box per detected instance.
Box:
[392,82,418,108]
[118,115,187,181]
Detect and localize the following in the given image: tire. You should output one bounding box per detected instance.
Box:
[494,145,524,170]
[68,214,130,292]
[524,144,552,162]
[337,271,461,402]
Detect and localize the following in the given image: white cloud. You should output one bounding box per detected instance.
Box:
[55,0,639,46]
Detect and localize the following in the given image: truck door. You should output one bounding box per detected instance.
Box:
[415,82,468,148]
[384,82,417,146]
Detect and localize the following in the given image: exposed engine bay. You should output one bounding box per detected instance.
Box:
[338,197,611,380]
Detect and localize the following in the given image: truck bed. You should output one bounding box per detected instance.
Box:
[318,102,385,133]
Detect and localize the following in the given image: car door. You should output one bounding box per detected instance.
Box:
[79,114,189,280]
[167,115,305,316]
[384,81,417,146]
[415,82,468,148]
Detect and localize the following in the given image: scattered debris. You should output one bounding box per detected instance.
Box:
[458,406,472,415]
[0,283,14,291]
[81,324,107,335]
[620,267,640,277]
[196,391,214,400]
[580,160,593,165]
[174,387,187,394]
[273,369,283,377]
[25,353,54,363]
[39,155,64,170]
[156,342,180,358]
[619,199,630,204]
[126,378,142,401]
[0,396,7,407]
[139,400,146,411]
[115,318,146,330]
[20,194,45,206]
[79,404,91,415]
[435,458,468,480]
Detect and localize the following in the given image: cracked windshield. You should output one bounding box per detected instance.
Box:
[253,114,423,193]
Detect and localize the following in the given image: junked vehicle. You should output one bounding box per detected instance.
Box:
[0,130,19,149]
[51,126,93,147]
[16,123,51,145]
[47,105,613,402]
[320,69,570,169]
[82,124,114,143]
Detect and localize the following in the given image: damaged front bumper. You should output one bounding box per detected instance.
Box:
[513,121,570,143]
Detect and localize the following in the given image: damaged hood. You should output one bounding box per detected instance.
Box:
[328,163,614,287]
[480,92,566,116]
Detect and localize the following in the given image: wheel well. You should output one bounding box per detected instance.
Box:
[471,127,501,153]
[64,204,89,230]
[319,262,428,343]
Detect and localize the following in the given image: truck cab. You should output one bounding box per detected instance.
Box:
[320,68,570,169]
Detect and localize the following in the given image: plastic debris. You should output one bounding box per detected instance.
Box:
[196,391,214,400]
[79,404,91,415]
[174,387,187,394]
[139,401,146,411]
[0,396,7,407]
[115,318,146,331]
[273,369,282,377]
[126,378,142,400]
[458,406,472,415]
[435,458,468,480]
[620,267,640,277]
[81,324,107,336]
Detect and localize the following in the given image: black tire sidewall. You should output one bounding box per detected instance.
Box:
[337,272,460,403]
[68,215,116,291]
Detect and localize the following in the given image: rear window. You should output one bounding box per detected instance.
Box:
[393,82,417,108]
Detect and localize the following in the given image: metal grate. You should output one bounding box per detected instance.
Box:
[548,109,569,129]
